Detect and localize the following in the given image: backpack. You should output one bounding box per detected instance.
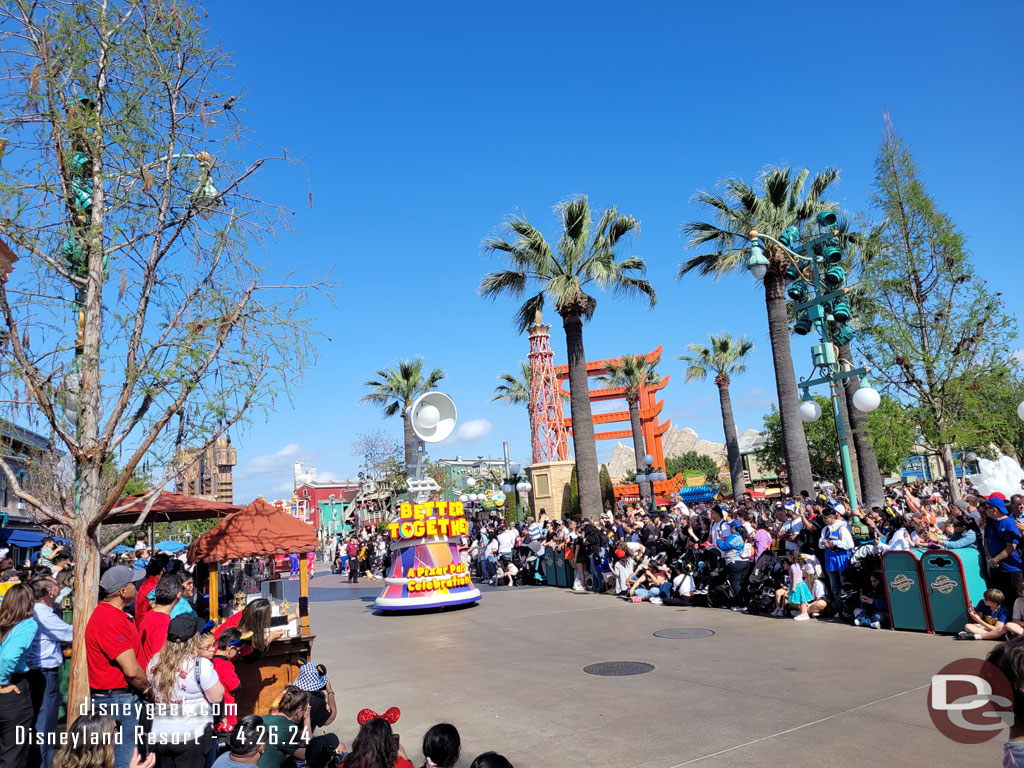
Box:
[584,524,602,549]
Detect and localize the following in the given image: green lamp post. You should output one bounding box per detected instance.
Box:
[746,214,880,507]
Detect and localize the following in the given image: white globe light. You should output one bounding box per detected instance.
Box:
[465,476,476,487]
[460,494,469,502]
[502,484,512,493]
[644,454,654,467]
[516,481,528,493]
[510,463,521,475]
[636,473,647,484]
[522,482,532,493]
[656,472,667,481]
[798,400,822,423]
[852,386,881,413]
[416,403,440,429]
[1017,401,1024,421]
[750,263,768,281]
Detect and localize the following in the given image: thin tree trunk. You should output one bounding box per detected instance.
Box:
[68,474,102,724]
[628,397,649,499]
[716,376,746,499]
[763,270,813,495]
[561,311,602,520]
[941,443,961,500]
[835,379,862,502]
[839,345,885,508]
[402,411,416,475]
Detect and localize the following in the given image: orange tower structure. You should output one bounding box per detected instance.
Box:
[528,312,570,463]
[553,345,670,473]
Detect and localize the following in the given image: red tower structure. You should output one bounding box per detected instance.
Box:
[553,345,670,474]
[527,312,569,463]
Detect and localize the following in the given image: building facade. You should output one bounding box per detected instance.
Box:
[175,437,237,504]
[0,420,51,529]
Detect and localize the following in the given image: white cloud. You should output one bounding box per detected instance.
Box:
[442,418,493,446]
[236,443,304,478]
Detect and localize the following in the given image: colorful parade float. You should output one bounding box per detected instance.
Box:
[375,391,482,612]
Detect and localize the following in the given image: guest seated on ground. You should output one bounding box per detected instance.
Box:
[853,571,889,629]
[804,564,828,617]
[958,588,1009,641]
[492,557,518,587]
[627,562,671,604]
[341,716,413,768]
[610,548,635,597]
[420,723,460,768]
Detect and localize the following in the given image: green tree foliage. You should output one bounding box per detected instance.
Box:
[599,464,615,509]
[666,451,721,484]
[568,463,580,518]
[361,359,445,474]
[756,397,844,487]
[859,114,1017,499]
[864,395,919,478]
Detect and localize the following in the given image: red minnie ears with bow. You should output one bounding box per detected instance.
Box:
[357,707,400,725]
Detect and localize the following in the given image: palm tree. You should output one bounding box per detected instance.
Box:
[492,361,535,463]
[361,358,446,474]
[678,333,755,499]
[679,167,839,497]
[480,194,656,519]
[598,354,662,499]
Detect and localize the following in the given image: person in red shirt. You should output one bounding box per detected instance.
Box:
[85,565,150,768]
[133,554,169,628]
[211,627,244,733]
[137,573,182,669]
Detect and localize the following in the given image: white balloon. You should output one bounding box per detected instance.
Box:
[464,476,476,487]
[852,386,881,413]
[798,400,822,423]
[416,403,440,429]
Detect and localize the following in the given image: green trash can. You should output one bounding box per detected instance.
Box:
[882,550,931,632]
[921,549,973,635]
[553,548,568,587]
[542,547,556,586]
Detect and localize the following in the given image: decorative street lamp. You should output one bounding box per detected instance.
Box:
[746,213,881,507]
[501,463,531,524]
[635,454,667,505]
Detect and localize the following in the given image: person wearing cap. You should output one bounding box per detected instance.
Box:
[716,519,750,610]
[147,613,223,767]
[818,509,855,602]
[983,497,1024,602]
[85,565,150,768]
[293,662,337,733]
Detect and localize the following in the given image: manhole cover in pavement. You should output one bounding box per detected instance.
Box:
[653,628,715,639]
[583,661,655,676]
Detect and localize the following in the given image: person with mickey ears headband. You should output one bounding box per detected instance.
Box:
[146,613,223,768]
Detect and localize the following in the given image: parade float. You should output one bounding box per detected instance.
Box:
[375,391,482,611]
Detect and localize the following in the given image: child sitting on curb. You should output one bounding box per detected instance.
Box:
[958,588,1008,641]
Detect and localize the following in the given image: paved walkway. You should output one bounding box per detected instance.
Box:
[306,571,1001,767]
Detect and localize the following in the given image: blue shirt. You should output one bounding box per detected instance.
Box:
[945,529,977,549]
[985,517,1022,571]
[29,602,73,669]
[0,618,38,684]
[976,600,1009,627]
[147,590,197,619]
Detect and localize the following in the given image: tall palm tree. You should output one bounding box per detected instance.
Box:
[480,194,656,519]
[361,358,446,474]
[598,354,662,499]
[679,167,839,497]
[492,361,535,464]
[678,333,755,499]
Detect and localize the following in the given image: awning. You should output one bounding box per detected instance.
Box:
[0,528,46,547]
[187,498,317,564]
[104,491,239,524]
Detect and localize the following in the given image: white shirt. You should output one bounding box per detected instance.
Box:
[497,529,517,554]
[811,578,827,601]
[147,655,219,740]
[780,518,804,552]
[485,539,499,557]
[709,520,729,544]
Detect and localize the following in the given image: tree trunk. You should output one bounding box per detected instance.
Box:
[402,411,416,476]
[560,311,602,520]
[763,270,813,495]
[835,379,862,502]
[716,376,746,499]
[628,396,649,499]
[68,509,102,724]
[839,345,885,508]
[941,443,961,501]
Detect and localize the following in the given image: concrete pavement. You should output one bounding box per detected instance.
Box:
[305,572,1002,767]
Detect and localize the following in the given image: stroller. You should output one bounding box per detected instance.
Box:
[745,550,786,615]
[696,546,733,608]
[512,543,545,585]
[832,544,882,623]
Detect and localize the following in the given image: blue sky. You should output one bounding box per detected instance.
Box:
[213,0,1024,502]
